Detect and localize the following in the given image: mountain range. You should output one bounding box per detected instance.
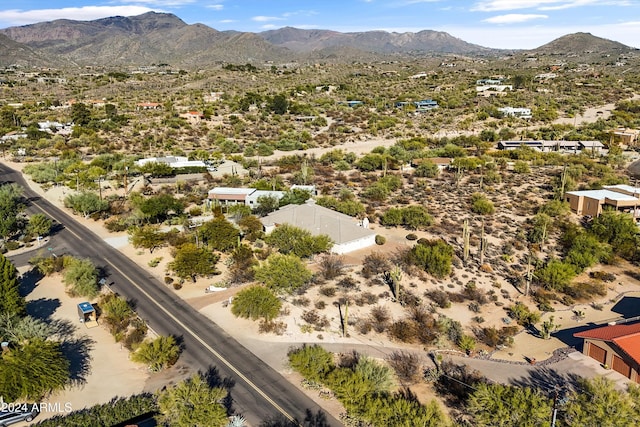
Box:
[0,12,635,68]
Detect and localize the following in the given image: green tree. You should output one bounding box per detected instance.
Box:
[168,243,220,282]
[139,162,175,178]
[129,225,166,253]
[564,377,640,426]
[138,193,184,223]
[265,224,332,258]
[360,393,448,427]
[254,194,280,216]
[100,293,134,335]
[238,214,264,241]
[270,93,289,115]
[156,374,228,427]
[0,183,23,238]
[64,191,109,218]
[0,313,53,343]
[287,344,335,383]
[565,232,611,271]
[71,102,92,126]
[254,253,312,292]
[0,339,70,401]
[326,367,372,412]
[590,210,639,259]
[467,383,552,427]
[535,259,576,291]
[414,161,440,178]
[62,257,100,298]
[354,356,396,393]
[471,193,495,215]
[279,189,312,206]
[131,335,180,371]
[26,213,53,238]
[409,239,453,279]
[231,285,281,321]
[0,254,25,316]
[402,205,433,230]
[200,217,240,252]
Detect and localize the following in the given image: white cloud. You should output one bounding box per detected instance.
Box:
[0,6,157,25]
[251,16,284,22]
[219,19,236,23]
[472,0,631,12]
[484,14,548,24]
[114,0,196,6]
[206,5,224,11]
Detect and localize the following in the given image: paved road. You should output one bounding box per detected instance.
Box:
[1,164,342,427]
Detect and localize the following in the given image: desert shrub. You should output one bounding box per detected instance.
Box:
[337,276,358,290]
[231,285,282,321]
[439,316,464,344]
[104,217,129,232]
[369,305,391,333]
[589,271,616,282]
[319,286,337,297]
[409,239,453,279]
[564,281,607,301]
[292,297,311,307]
[258,320,287,335]
[507,302,541,326]
[386,351,422,384]
[476,326,518,348]
[406,233,418,241]
[288,344,335,382]
[362,252,391,278]
[424,289,451,308]
[388,319,418,343]
[163,276,174,285]
[375,235,386,245]
[315,300,326,310]
[318,255,345,280]
[433,360,488,404]
[462,282,488,304]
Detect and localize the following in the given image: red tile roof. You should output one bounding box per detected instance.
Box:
[575,322,640,365]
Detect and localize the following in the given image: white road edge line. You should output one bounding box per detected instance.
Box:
[31,198,297,423]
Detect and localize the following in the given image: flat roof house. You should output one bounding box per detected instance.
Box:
[565,184,640,218]
[260,201,376,255]
[497,140,604,154]
[574,321,640,382]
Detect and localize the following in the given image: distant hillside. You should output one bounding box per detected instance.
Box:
[0,12,637,68]
[531,32,634,55]
[0,33,56,67]
[260,26,494,55]
[0,12,293,67]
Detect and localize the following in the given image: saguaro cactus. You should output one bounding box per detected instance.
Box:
[463,219,470,263]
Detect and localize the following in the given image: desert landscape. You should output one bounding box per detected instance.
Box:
[1,10,640,426]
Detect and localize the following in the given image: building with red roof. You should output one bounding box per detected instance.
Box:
[574,321,640,382]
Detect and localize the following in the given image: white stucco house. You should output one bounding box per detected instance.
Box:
[260,201,376,255]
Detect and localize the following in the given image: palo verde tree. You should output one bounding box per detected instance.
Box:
[254,253,313,293]
[199,217,240,252]
[156,374,228,427]
[62,257,100,299]
[265,224,332,258]
[0,253,25,316]
[168,243,219,282]
[0,182,23,239]
[129,225,167,254]
[466,383,552,427]
[231,285,282,321]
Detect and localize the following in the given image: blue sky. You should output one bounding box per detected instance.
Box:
[1,1,639,49]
